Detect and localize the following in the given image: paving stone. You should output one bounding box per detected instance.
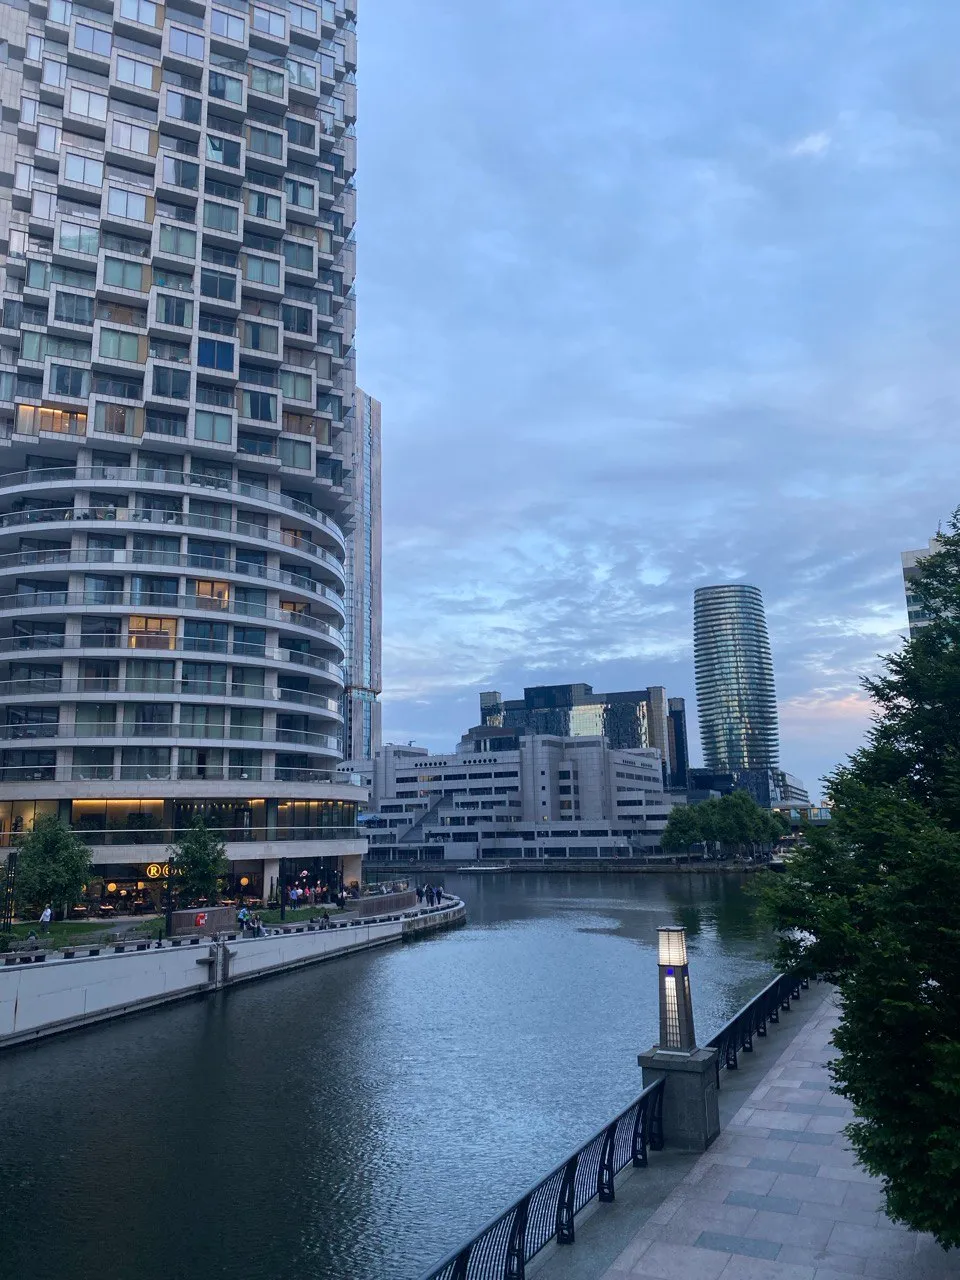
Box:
[623,1240,732,1279]
[828,1221,919,1259]
[748,1157,821,1178]
[695,1230,781,1260]
[775,1246,866,1274]
[749,1210,833,1249]
[716,1257,816,1280]
[783,1102,847,1116]
[768,1129,835,1146]
[725,1190,801,1215]
[770,1172,847,1205]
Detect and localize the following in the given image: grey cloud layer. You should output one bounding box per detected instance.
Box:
[357,0,960,796]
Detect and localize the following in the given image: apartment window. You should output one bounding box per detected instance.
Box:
[288,3,318,32]
[75,23,111,56]
[54,293,94,325]
[42,59,66,87]
[282,303,311,335]
[149,338,191,364]
[100,328,142,362]
[64,153,103,187]
[169,26,204,59]
[279,370,311,401]
[32,189,57,220]
[182,661,225,694]
[249,67,284,97]
[131,574,178,606]
[128,616,176,650]
[197,338,234,371]
[94,403,139,435]
[243,254,281,286]
[252,6,285,36]
[183,619,227,652]
[68,86,108,120]
[84,574,123,604]
[116,55,156,89]
[209,71,243,103]
[203,200,239,233]
[194,411,232,443]
[240,390,276,422]
[166,90,202,123]
[152,366,190,399]
[200,269,236,302]
[248,127,283,159]
[29,35,44,61]
[120,746,170,779]
[286,60,316,91]
[162,155,199,189]
[284,178,314,211]
[107,187,149,221]
[154,266,193,292]
[212,8,245,40]
[245,189,281,222]
[242,321,278,353]
[37,123,61,152]
[278,438,310,470]
[21,97,39,125]
[59,220,100,256]
[238,431,274,456]
[230,707,263,739]
[119,0,158,24]
[50,364,90,398]
[145,410,187,437]
[159,224,196,257]
[112,119,153,155]
[103,258,147,291]
[286,116,315,148]
[93,375,142,399]
[49,0,72,21]
[200,312,237,336]
[283,240,313,271]
[206,135,241,168]
[156,294,194,327]
[26,260,50,291]
[127,658,175,692]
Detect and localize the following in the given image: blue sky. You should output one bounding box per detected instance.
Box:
[356,0,960,799]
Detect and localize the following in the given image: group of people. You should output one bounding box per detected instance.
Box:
[286,884,345,910]
[415,884,444,907]
[237,906,267,936]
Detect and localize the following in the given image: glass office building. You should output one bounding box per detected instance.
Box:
[694,584,779,773]
[0,0,366,899]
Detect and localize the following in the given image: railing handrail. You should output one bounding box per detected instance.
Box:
[0,677,340,712]
[421,1077,665,1280]
[421,970,809,1280]
[0,634,344,675]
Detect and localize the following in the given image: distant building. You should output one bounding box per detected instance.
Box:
[342,735,678,863]
[478,684,689,788]
[342,389,383,760]
[772,801,831,833]
[694,585,780,773]
[901,538,939,637]
[687,768,810,808]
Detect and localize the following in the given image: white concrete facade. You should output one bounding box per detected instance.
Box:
[354,736,678,862]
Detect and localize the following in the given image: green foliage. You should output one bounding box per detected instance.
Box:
[169,818,228,905]
[757,510,960,1247]
[14,815,92,917]
[662,789,784,856]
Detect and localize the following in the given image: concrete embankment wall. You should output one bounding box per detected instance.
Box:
[0,899,466,1050]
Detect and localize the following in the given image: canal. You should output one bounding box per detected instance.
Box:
[0,872,772,1280]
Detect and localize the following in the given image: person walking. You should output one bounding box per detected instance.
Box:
[39,904,52,934]
[416,885,424,905]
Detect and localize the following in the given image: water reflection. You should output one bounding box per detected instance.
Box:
[0,872,770,1280]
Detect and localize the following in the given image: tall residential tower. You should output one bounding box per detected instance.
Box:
[343,386,381,760]
[694,584,779,773]
[0,0,366,900]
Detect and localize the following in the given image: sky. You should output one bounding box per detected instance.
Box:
[355,0,960,801]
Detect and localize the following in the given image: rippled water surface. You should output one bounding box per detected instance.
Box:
[0,872,772,1280]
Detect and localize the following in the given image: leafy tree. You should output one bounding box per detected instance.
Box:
[14,815,92,919]
[758,511,960,1248]
[169,818,228,905]
[661,803,703,852]
[663,790,782,859]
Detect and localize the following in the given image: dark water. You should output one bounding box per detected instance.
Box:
[0,872,771,1280]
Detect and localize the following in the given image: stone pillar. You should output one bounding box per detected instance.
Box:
[638,1047,720,1151]
[262,858,280,906]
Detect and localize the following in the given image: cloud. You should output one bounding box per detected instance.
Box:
[789,131,832,157]
[358,0,960,800]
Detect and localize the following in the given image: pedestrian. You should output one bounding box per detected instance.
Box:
[39,904,52,934]
[435,885,444,905]
[320,909,330,930]
[427,886,435,907]
[416,885,424,905]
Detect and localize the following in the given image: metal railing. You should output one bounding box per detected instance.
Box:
[0,634,344,677]
[706,971,809,1086]
[422,1078,665,1280]
[422,970,811,1280]
[0,677,340,713]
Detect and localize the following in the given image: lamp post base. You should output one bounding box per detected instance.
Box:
[638,1046,720,1152]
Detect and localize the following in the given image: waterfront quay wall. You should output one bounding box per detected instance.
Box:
[0,898,466,1050]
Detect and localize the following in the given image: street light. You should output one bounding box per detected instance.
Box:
[657,926,697,1053]
[164,854,176,938]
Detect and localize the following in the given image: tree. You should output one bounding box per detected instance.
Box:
[758,509,960,1248]
[14,815,92,919]
[170,818,229,905]
[661,804,703,853]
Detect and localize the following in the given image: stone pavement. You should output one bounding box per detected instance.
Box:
[596,990,960,1280]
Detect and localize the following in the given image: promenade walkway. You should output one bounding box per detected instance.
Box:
[536,987,959,1280]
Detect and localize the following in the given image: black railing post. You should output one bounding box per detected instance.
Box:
[450,1249,470,1280]
[556,1153,577,1244]
[631,1097,650,1167]
[649,1078,665,1151]
[598,1119,618,1201]
[506,1195,529,1280]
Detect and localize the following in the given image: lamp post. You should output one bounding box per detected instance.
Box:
[164,854,176,939]
[638,925,720,1151]
[657,926,697,1053]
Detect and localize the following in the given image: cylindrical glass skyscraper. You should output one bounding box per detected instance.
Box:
[694,584,779,772]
